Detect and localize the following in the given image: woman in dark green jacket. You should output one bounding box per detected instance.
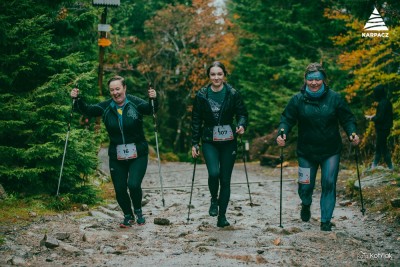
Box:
[191,61,248,228]
[70,75,157,228]
[276,63,360,231]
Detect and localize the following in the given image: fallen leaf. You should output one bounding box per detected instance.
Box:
[273,237,281,246]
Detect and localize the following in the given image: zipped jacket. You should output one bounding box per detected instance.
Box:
[278,85,357,161]
[74,94,158,159]
[191,83,248,146]
[372,86,393,130]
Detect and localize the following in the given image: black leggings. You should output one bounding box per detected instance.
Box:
[109,155,148,216]
[202,140,237,216]
[373,128,392,167]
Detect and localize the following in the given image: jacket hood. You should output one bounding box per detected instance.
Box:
[373,85,385,100]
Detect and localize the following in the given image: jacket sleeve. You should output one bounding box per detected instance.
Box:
[191,94,202,146]
[278,95,298,138]
[74,97,105,117]
[234,91,248,129]
[337,95,357,136]
[372,99,386,124]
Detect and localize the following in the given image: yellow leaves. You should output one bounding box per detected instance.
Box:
[323,8,350,21]
[326,7,400,104]
[338,50,367,70]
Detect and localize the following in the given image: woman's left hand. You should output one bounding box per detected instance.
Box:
[148,88,156,99]
[236,126,245,135]
[350,133,360,146]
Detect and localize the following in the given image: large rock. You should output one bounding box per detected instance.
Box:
[390,198,400,208]
[353,173,393,189]
[0,184,7,199]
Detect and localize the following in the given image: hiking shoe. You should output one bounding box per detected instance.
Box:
[209,198,218,217]
[300,204,311,222]
[134,209,146,225]
[320,221,333,231]
[120,214,134,228]
[217,215,230,228]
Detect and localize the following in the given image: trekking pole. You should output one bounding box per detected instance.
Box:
[187,147,198,223]
[279,128,284,228]
[240,137,253,207]
[149,83,165,207]
[351,133,366,215]
[56,96,76,196]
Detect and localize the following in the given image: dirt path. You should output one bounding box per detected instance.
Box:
[1,160,398,266]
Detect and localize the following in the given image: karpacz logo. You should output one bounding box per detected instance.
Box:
[362,7,389,38]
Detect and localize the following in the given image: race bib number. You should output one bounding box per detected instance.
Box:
[213,125,234,141]
[298,167,311,184]
[116,143,137,160]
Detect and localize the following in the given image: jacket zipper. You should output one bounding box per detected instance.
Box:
[117,105,126,145]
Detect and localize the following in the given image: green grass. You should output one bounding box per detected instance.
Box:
[339,162,400,226]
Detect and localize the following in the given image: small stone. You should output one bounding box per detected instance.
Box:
[28,211,37,217]
[154,218,171,225]
[44,236,60,249]
[384,231,392,237]
[80,204,89,211]
[257,250,264,254]
[7,256,26,266]
[55,232,70,241]
[339,200,352,206]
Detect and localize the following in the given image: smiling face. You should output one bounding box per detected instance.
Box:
[209,66,225,89]
[305,71,324,92]
[109,80,126,106]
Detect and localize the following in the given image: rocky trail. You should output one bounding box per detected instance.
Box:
[1,158,399,266]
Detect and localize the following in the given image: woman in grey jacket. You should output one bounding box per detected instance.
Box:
[191,61,248,227]
[276,63,360,231]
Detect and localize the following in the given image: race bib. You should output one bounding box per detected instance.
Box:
[116,143,138,160]
[298,167,311,184]
[213,125,234,141]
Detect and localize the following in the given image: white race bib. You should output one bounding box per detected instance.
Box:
[213,125,234,141]
[298,167,311,184]
[116,143,138,160]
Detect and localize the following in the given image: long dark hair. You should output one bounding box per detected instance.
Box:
[206,61,228,77]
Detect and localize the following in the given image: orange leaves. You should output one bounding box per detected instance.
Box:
[325,4,400,104]
[138,1,238,94]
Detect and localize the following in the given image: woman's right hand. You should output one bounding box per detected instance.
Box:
[276,134,286,147]
[70,88,80,99]
[191,145,200,158]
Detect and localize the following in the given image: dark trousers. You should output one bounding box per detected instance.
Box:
[373,128,393,168]
[109,155,148,216]
[298,154,340,223]
[202,140,237,216]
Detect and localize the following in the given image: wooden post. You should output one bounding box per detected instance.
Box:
[98,7,107,97]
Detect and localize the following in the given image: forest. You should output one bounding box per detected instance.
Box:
[0,0,399,199]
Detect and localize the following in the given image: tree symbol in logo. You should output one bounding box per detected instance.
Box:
[364,7,389,31]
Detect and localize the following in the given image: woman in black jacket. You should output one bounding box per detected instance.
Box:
[276,63,360,231]
[191,61,248,228]
[365,85,394,170]
[70,75,157,228]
